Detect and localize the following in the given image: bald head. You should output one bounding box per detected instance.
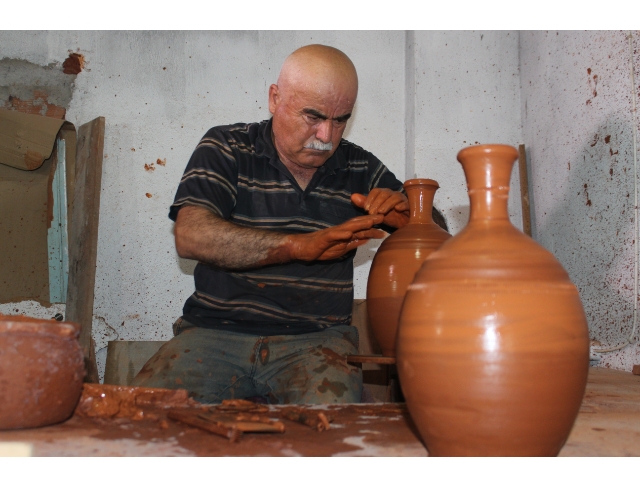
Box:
[277,45,358,105]
[268,45,359,174]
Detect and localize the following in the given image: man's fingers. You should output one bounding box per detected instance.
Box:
[337,214,384,232]
[325,229,355,242]
[376,192,408,215]
[353,229,387,240]
[394,200,410,212]
[362,188,387,214]
[343,238,371,253]
[350,193,367,209]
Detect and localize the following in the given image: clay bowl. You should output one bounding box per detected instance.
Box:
[0,314,85,430]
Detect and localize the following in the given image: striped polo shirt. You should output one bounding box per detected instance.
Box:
[169,119,403,335]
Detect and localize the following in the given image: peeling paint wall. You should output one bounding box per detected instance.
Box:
[520,31,640,371]
[0,57,76,119]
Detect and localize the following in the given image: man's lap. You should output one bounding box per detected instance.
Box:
[131,324,362,404]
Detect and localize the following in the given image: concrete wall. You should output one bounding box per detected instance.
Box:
[0,31,522,380]
[412,31,523,233]
[520,30,640,371]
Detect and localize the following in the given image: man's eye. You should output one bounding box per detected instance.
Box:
[305,115,319,123]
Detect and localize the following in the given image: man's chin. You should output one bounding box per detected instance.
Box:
[298,151,332,167]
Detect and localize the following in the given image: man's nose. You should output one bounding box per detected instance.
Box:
[315,120,333,143]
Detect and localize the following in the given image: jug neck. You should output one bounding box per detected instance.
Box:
[457,145,519,222]
[404,179,439,224]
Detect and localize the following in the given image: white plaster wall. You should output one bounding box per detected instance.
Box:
[520,31,640,371]
[0,31,406,380]
[412,31,524,235]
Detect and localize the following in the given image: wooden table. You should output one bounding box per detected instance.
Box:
[0,367,638,456]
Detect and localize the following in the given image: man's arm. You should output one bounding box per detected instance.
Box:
[174,205,386,270]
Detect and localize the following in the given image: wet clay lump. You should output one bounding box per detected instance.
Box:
[397,145,590,456]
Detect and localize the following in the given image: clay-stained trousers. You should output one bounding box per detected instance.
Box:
[131,323,362,404]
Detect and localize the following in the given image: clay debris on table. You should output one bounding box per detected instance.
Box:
[74,383,202,420]
[280,407,333,432]
[75,389,335,443]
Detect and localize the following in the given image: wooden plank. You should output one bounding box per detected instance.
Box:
[347,354,396,365]
[518,144,532,237]
[47,138,69,303]
[65,117,105,383]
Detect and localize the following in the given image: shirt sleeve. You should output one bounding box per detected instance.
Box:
[169,127,238,222]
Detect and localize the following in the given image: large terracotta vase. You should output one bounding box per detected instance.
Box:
[367,179,451,357]
[396,145,590,456]
[0,314,85,430]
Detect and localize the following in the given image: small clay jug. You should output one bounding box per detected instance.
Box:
[367,179,451,357]
[0,314,85,430]
[396,145,590,456]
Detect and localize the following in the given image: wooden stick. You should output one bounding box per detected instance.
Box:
[518,144,532,237]
[167,409,242,442]
[65,117,105,383]
[197,412,285,433]
[347,354,396,365]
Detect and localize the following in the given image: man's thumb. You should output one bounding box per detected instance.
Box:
[351,193,367,208]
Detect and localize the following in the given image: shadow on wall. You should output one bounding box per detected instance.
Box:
[535,115,636,351]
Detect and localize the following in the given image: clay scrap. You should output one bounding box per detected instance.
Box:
[280,408,333,432]
[74,383,202,420]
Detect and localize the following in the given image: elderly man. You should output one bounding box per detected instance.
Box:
[133,45,412,404]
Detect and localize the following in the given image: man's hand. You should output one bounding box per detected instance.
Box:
[351,188,410,229]
[286,214,386,261]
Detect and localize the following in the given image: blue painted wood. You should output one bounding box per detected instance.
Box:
[47,138,69,303]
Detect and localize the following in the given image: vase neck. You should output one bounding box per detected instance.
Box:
[404,178,439,224]
[457,145,519,222]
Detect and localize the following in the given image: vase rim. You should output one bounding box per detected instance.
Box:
[403,178,439,189]
[457,144,519,161]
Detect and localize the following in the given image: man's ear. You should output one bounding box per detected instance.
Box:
[268,84,279,115]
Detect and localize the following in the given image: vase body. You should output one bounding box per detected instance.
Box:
[396,145,590,456]
[367,179,451,357]
[0,314,85,430]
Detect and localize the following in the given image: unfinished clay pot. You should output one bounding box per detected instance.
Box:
[0,314,85,430]
[396,145,590,456]
[367,179,451,357]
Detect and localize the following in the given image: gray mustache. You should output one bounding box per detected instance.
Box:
[304,140,333,151]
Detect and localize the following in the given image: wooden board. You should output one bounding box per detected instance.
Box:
[0,154,53,302]
[347,354,397,365]
[518,144,532,237]
[65,117,105,383]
